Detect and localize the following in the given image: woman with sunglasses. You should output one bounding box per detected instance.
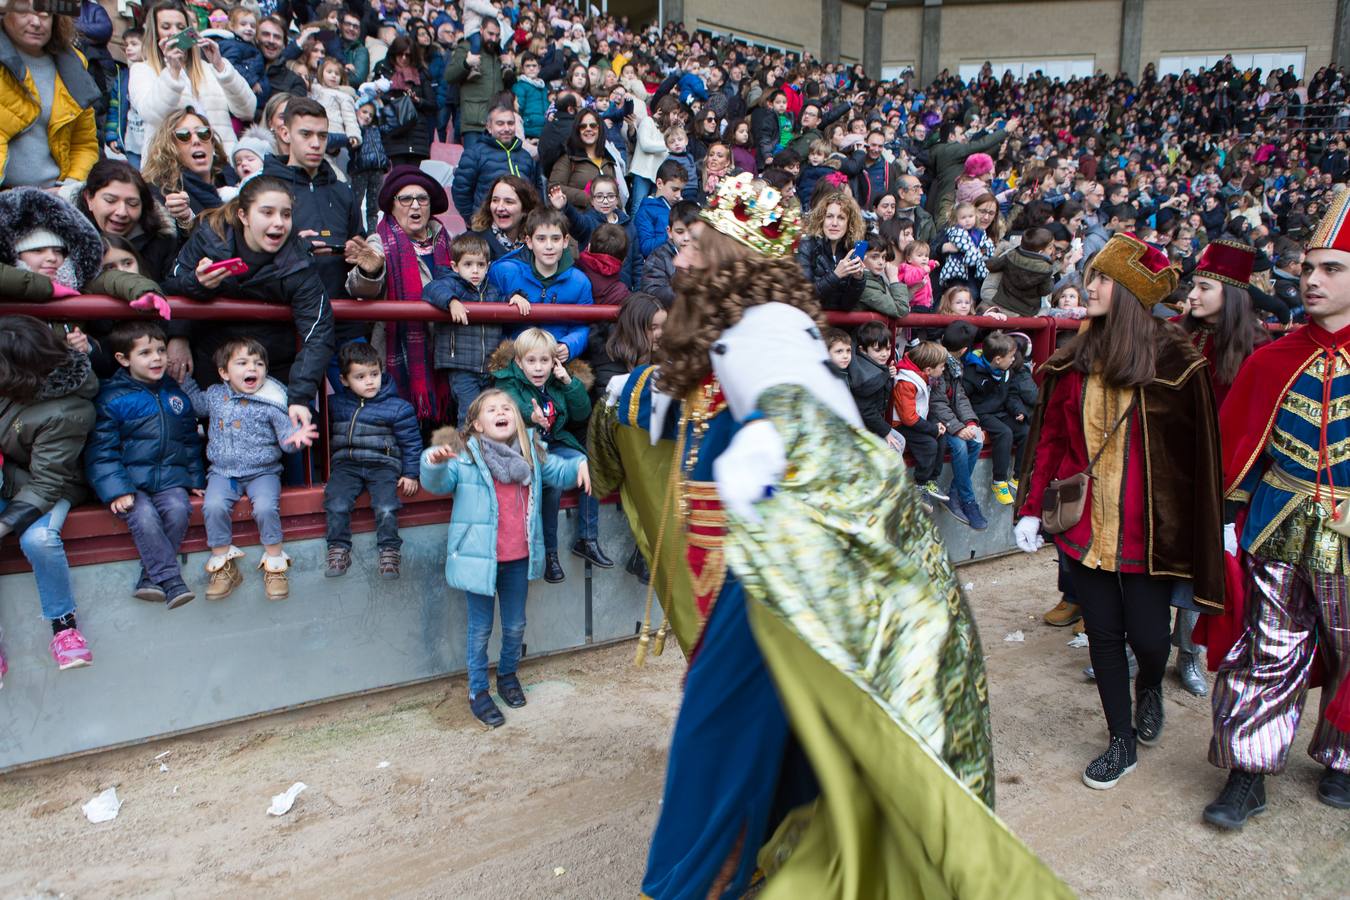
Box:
[129,0,256,155]
[141,109,236,231]
[548,108,623,211]
[688,107,721,162]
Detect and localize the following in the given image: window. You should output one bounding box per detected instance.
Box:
[882,64,916,82]
[958,58,1095,84]
[1157,50,1306,79]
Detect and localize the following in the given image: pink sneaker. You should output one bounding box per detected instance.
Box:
[50,628,92,670]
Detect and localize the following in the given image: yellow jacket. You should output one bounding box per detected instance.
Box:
[0,35,100,185]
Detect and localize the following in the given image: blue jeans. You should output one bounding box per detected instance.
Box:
[944,434,984,506]
[203,472,283,548]
[541,446,598,552]
[465,557,529,697]
[0,498,74,620]
[119,487,190,586]
[629,174,654,216]
[448,369,491,426]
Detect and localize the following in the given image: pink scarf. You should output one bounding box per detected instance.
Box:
[377,217,451,419]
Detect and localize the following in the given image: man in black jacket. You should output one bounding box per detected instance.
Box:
[257,15,310,104]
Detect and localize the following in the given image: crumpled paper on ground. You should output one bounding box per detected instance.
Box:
[1003,630,1025,642]
[83,787,122,823]
[267,782,307,816]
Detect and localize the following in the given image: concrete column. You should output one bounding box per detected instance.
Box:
[920,0,942,86]
[1119,0,1144,80]
[1335,0,1350,70]
[864,2,885,79]
[821,0,842,64]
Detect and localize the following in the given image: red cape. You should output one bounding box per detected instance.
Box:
[1197,322,1350,731]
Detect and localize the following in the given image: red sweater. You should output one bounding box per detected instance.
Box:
[494,480,529,562]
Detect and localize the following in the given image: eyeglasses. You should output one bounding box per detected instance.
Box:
[395,194,431,207]
[173,126,213,143]
[592,192,618,201]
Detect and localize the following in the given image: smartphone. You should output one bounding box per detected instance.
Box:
[1070,237,1083,255]
[172,28,198,51]
[623,98,633,116]
[204,257,248,276]
[852,240,869,259]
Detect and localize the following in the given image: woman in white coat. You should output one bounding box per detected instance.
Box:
[129,1,256,155]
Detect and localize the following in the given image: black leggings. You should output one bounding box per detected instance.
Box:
[1066,559,1173,740]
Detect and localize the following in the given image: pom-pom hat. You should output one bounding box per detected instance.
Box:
[699,172,803,259]
[1087,232,1180,307]
[1193,240,1256,288]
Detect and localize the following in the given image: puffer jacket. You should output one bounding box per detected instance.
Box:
[0,31,100,185]
[982,246,1054,318]
[489,342,593,455]
[423,269,506,373]
[180,374,300,479]
[128,57,257,154]
[486,248,594,361]
[0,351,97,535]
[796,234,864,311]
[961,349,1027,419]
[84,369,205,503]
[311,83,361,143]
[419,430,582,595]
[846,352,892,438]
[512,76,548,138]
[206,30,267,95]
[328,376,422,478]
[451,136,539,220]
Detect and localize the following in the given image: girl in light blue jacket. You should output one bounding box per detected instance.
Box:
[420,388,589,729]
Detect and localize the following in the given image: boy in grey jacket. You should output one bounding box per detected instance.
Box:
[181,338,317,601]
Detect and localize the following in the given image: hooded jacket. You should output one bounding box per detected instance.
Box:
[961,349,1027,419]
[892,357,940,436]
[488,341,593,455]
[846,351,892,438]
[328,376,423,478]
[0,31,100,185]
[85,368,205,502]
[261,154,364,305]
[982,246,1054,318]
[423,268,506,373]
[577,251,630,306]
[486,248,594,361]
[0,351,97,534]
[164,222,335,410]
[512,76,548,138]
[562,203,640,287]
[180,374,300,479]
[451,135,539,220]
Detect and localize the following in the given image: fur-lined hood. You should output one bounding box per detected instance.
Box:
[59,179,178,240]
[486,340,595,390]
[0,188,105,288]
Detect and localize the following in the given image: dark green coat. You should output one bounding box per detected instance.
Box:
[446,40,514,135]
[489,344,592,455]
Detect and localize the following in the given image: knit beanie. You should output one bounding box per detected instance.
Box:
[15,229,65,254]
[962,153,994,178]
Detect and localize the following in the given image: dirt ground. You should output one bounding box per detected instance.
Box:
[3,552,1348,900]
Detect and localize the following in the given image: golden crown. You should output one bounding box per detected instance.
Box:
[700,172,803,259]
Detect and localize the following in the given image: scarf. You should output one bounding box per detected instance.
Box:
[377,216,452,420]
[17,257,80,290]
[477,436,532,484]
[390,64,421,92]
[181,169,225,214]
[491,225,524,255]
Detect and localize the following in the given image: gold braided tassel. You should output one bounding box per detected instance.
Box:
[653,620,668,656]
[635,627,651,667]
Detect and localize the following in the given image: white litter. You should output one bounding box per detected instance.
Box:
[154,750,171,761]
[159,763,169,773]
[1003,630,1025,643]
[376,761,390,769]
[1067,633,1090,648]
[553,867,566,877]
[172,786,179,795]
[962,582,975,591]
[82,787,122,823]
[267,782,307,816]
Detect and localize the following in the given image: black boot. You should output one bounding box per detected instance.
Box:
[1082,733,1137,790]
[1135,684,1165,746]
[625,546,650,584]
[1318,767,1350,809]
[543,553,565,583]
[1203,770,1267,829]
[571,538,615,568]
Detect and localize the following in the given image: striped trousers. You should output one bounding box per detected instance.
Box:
[1210,558,1350,774]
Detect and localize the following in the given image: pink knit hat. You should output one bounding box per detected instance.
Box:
[963,153,994,178]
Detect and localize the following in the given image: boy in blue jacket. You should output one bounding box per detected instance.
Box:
[487,207,594,362]
[324,343,424,580]
[512,53,548,139]
[635,159,687,257]
[84,322,204,609]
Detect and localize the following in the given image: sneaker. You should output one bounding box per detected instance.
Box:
[1203,770,1267,829]
[1318,768,1350,809]
[50,628,93,670]
[1008,477,1019,495]
[572,539,615,568]
[326,546,351,578]
[206,557,243,600]
[470,691,505,728]
[922,481,950,502]
[963,497,989,531]
[943,494,969,525]
[544,552,565,583]
[991,481,1015,505]
[1043,599,1083,627]
[1135,684,1165,746]
[497,673,527,708]
[162,580,195,610]
[378,548,401,580]
[133,572,166,603]
[258,555,290,601]
[1082,734,1137,790]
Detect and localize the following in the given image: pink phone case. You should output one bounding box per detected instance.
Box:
[205,258,248,276]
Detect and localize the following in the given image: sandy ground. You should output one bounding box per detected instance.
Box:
[3,551,1349,900]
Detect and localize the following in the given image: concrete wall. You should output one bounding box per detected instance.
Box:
[683,0,823,53]
[841,1,866,64]
[937,0,1122,75]
[1139,0,1337,71]
[882,5,924,72]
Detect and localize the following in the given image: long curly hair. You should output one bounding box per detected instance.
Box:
[802,190,865,245]
[141,109,226,197]
[656,225,822,398]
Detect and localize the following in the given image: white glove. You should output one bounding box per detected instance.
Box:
[1223,522,1238,556]
[1014,515,1044,553]
[713,419,786,524]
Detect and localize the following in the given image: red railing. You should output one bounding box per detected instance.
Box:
[0,297,1076,573]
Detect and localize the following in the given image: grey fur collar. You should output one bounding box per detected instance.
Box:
[477,437,532,484]
[36,351,92,402]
